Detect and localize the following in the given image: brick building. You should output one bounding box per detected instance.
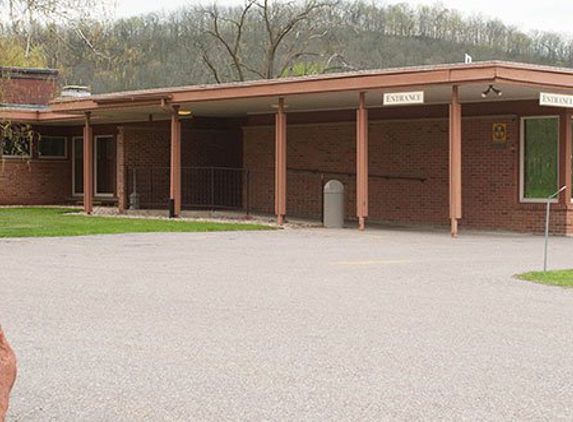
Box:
[1,62,573,235]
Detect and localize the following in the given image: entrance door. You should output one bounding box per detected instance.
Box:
[73,137,83,196]
[95,136,116,196]
[72,136,116,197]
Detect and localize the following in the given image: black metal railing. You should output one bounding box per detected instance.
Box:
[127,166,248,211]
[125,166,425,218]
[181,167,244,210]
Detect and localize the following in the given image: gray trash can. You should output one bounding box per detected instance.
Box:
[323,180,345,228]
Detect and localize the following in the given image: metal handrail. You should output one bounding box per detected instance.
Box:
[125,165,427,219]
[286,167,427,183]
[127,165,427,182]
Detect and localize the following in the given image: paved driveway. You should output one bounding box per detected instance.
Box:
[1,228,573,421]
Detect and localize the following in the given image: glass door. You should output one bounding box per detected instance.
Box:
[95,136,116,197]
[73,136,116,197]
[73,137,83,195]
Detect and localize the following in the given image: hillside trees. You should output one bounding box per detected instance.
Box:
[0,0,114,61]
[1,1,573,93]
[0,36,45,67]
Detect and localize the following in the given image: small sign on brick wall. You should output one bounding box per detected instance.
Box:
[492,123,508,144]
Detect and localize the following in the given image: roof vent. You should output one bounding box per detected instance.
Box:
[61,85,91,98]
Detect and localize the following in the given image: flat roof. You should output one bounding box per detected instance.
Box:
[4,60,573,123]
[52,61,573,104]
[0,66,58,79]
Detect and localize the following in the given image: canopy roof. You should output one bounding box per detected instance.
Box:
[3,61,573,124]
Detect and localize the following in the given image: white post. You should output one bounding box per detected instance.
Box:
[544,186,567,272]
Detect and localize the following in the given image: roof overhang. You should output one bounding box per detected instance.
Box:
[0,108,84,123]
[49,61,504,114]
[5,61,573,124]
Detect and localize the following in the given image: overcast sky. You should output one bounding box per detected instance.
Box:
[114,0,573,36]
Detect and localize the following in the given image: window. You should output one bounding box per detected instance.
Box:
[39,136,67,159]
[1,136,31,158]
[521,117,559,202]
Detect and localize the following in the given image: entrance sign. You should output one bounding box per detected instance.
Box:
[540,92,573,108]
[383,91,424,106]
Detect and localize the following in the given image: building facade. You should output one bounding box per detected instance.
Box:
[1,62,572,235]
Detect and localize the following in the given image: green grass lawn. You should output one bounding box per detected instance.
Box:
[517,269,573,288]
[0,207,271,238]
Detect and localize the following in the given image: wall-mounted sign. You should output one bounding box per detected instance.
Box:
[492,123,508,144]
[540,92,573,108]
[383,91,424,106]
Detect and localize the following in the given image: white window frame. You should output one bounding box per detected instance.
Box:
[38,136,68,159]
[520,115,560,204]
[1,137,32,159]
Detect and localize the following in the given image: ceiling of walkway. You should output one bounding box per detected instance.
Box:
[51,82,573,125]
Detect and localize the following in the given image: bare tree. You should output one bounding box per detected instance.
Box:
[192,0,345,83]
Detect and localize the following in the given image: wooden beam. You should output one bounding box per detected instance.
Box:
[275,98,287,225]
[449,85,462,237]
[357,92,369,231]
[170,105,182,217]
[83,112,94,215]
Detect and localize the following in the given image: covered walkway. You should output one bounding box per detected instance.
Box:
[4,61,573,235]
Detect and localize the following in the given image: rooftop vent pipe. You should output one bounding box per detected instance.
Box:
[61,85,91,98]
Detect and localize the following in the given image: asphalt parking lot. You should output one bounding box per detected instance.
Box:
[1,227,573,421]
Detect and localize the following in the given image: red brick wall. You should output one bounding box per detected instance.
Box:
[0,125,72,205]
[0,160,71,205]
[121,120,242,168]
[120,124,170,207]
[461,116,571,234]
[0,68,59,105]
[244,110,573,235]
[244,120,449,223]
[0,119,242,209]
[0,125,119,206]
[119,119,243,208]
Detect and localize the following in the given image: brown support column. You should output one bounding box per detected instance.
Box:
[83,112,94,214]
[559,109,572,205]
[356,92,369,231]
[170,106,182,218]
[449,85,462,237]
[275,98,287,225]
[116,126,127,213]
